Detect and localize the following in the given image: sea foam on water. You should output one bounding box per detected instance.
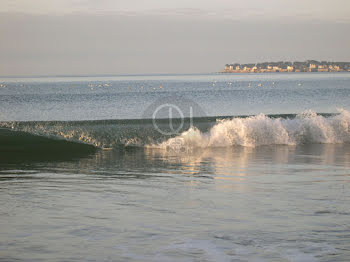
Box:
[157,109,350,150]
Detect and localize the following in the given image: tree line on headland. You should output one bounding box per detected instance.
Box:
[222,60,350,73]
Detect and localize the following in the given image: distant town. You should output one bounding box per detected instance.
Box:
[222,60,350,73]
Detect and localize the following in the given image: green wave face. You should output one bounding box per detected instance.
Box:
[0,129,97,163]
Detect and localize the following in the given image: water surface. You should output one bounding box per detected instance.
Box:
[1,73,350,261]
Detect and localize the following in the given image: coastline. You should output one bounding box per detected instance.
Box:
[220,71,350,73]
[222,60,350,73]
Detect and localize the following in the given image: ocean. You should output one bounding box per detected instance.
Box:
[1,73,350,261]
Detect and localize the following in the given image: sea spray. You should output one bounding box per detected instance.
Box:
[154,109,350,150]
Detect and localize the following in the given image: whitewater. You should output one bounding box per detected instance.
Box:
[157,109,350,149]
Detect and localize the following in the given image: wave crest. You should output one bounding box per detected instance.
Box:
[154,109,350,149]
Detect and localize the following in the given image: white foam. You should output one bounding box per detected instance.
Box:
[155,109,350,149]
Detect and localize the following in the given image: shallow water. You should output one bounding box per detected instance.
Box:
[1,145,350,261]
[1,73,350,261]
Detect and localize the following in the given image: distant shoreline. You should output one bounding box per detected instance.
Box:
[222,60,350,73]
[220,71,350,74]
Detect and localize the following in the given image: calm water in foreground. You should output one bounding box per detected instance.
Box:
[0,73,350,261]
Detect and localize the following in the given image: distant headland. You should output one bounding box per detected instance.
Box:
[222,60,350,73]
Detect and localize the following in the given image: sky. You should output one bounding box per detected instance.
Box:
[0,0,350,76]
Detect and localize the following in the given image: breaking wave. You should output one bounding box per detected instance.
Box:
[1,110,350,151]
[153,109,350,149]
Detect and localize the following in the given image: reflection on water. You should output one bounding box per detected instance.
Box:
[2,143,350,179]
[57,144,350,175]
[1,144,350,261]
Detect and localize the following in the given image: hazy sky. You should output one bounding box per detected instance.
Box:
[1,0,350,76]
